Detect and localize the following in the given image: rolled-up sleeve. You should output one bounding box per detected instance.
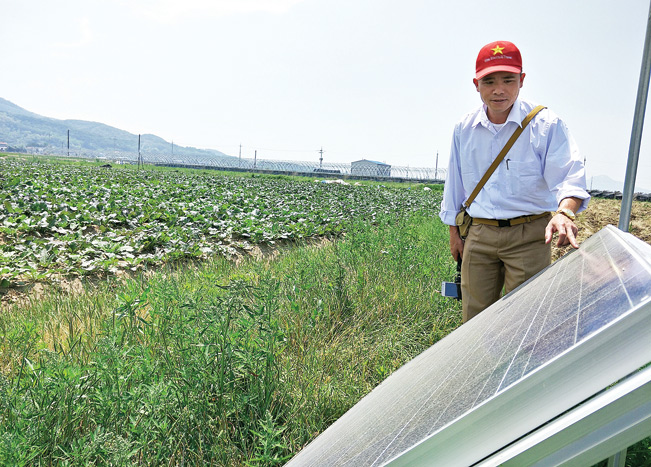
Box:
[439,125,465,225]
[543,119,590,213]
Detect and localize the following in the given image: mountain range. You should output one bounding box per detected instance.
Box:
[0,97,231,160]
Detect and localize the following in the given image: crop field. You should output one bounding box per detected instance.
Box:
[0,158,435,286]
[1,156,648,466]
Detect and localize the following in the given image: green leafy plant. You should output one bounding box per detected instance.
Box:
[0,159,440,286]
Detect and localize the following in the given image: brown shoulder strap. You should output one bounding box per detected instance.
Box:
[464,105,546,209]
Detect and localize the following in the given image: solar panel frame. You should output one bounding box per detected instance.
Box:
[385,299,651,466]
[475,365,651,466]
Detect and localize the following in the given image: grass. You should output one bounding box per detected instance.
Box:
[0,212,461,465]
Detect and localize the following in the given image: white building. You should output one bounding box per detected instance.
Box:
[351,159,391,177]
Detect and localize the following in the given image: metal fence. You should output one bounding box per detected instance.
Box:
[55,150,447,182]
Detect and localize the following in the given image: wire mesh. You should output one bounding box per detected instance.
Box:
[49,150,447,181]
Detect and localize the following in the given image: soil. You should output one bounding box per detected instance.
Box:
[0,235,333,307]
[551,198,651,261]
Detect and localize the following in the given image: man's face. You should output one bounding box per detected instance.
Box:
[473,71,525,123]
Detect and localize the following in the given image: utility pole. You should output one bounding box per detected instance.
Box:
[67,130,70,157]
[254,150,257,169]
[319,147,324,168]
[435,151,439,180]
[138,134,142,169]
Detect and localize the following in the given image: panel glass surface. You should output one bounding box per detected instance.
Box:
[285,226,651,466]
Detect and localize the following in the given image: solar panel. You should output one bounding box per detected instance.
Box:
[285,225,651,466]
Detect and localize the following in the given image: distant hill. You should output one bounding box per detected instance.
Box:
[588,174,650,194]
[0,97,233,160]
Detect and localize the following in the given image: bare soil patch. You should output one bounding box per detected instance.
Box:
[552,198,651,261]
[1,236,333,307]
[234,236,333,264]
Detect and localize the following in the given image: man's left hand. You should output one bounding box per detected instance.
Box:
[545,213,579,248]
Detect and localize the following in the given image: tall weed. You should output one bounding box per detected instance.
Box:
[0,213,461,465]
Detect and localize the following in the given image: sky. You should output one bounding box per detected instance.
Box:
[3,0,651,190]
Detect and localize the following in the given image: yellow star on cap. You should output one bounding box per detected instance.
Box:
[491,45,505,55]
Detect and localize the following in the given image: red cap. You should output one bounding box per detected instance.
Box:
[475,41,522,80]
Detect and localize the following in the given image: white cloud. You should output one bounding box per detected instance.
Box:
[121,0,306,23]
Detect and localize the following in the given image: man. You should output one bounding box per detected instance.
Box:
[439,40,590,322]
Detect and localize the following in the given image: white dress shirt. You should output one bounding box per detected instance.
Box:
[439,98,590,226]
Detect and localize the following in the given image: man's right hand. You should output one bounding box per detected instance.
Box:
[449,225,464,262]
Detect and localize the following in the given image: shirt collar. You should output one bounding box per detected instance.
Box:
[473,98,524,129]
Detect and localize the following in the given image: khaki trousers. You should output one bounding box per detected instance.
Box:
[461,214,551,322]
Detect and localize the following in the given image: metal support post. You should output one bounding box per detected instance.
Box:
[607,448,627,467]
[619,0,651,231]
